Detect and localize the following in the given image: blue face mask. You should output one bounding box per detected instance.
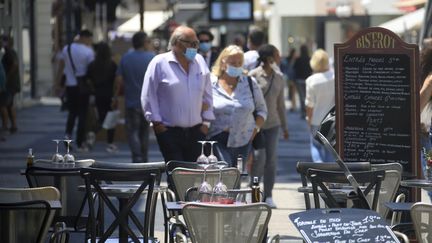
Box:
[184,48,197,61]
[199,42,211,53]
[226,65,243,78]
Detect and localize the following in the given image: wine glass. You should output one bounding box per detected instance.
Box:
[211,161,228,202]
[196,141,212,202]
[63,139,75,163]
[52,139,64,163]
[207,141,218,165]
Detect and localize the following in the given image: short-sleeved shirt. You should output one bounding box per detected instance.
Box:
[208,74,267,148]
[117,50,155,109]
[60,43,94,86]
[305,70,335,126]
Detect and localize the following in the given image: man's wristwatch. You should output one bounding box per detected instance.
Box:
[255,126,261,133]
[202,121,211,128]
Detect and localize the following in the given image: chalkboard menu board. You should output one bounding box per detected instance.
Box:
[335,27,420,176]
[289,208,399,243]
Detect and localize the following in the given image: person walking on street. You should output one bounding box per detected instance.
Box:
[281,48,298,111]
[305,49,334,162]
[86,42,118,153]
[114,32,155,163]
[243,28,266,71]
[1,35,21,134]
[208,45,267,167]
[197,30,218,69]
[249,44,289,208]
[0,60,6,141]
[141,26,215,163]
[55,30,94,151]
[293,44,312,119]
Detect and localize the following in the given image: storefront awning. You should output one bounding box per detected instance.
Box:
[117,11,170,34]
[379,7,425,34]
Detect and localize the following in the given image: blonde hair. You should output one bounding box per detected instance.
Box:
[309,49,329,73]
[211,45,244,77]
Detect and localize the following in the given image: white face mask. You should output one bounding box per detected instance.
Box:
[270,62,281,73]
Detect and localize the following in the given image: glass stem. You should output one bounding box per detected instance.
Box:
[56,142,59,154]
[218,168,222,183]
[203,167,207,183]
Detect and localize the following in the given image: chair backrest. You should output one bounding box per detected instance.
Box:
[0,186,60,243]
[80,167,157,243]
[91,161,166,184]
[182,202,271,243]
[171,167,240,201]
[411,202,432,243]
[371,163,402,219]
[296,162,371,209]
[307,168,385,210]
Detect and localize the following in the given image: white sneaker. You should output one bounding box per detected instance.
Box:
[265,197,277,209]
[106,144,118,153]
[86,132,96,149]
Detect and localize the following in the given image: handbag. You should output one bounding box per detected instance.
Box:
[102,110,120,129]
[247,77,266,150]
[67,44,94,95]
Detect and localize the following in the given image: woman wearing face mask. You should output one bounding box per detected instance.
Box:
[248,44,289,208]
[208,45,267,167]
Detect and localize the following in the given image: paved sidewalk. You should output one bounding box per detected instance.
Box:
[0,97,311,242]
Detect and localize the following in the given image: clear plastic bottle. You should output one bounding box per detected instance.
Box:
[27,148,34,167]
[251,176,261,203]
[237,156,243,173]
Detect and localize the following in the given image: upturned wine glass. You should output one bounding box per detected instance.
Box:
[197,141,212,201]
[63,139,75,163]
[211,161,228,202]
[52,139,64,163]
[207,141,218,164]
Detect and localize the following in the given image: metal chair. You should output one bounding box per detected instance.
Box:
[371,163,402,219]
[296,161,371,209]
[411,202,432,243]
[307,168,385,210]
[0,186,69,243]
[80,166,158,243]
[179,202,271,243]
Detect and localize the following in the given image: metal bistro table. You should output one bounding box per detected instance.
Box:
[22,159,94,225]
[401,179,432,190]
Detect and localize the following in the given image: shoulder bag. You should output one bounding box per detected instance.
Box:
[67,44,94,95]
[247,76,269,150]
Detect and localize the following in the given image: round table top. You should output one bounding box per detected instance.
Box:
[400,179,432,189]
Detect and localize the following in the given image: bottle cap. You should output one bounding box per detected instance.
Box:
[253,176,259,183]
[29,148,33,155]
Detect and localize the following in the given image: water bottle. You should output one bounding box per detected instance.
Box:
[237,156,243,173]
[251,176,261,203]
[26,148,34,167]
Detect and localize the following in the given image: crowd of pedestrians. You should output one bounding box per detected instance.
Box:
[50,25,339,208]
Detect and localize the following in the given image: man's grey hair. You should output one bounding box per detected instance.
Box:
[169,26,189,47]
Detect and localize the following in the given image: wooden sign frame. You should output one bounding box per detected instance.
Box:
[334,27,420,181]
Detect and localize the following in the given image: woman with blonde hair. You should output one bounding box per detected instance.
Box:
[208,45,267,167]
[305,49,334,162]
